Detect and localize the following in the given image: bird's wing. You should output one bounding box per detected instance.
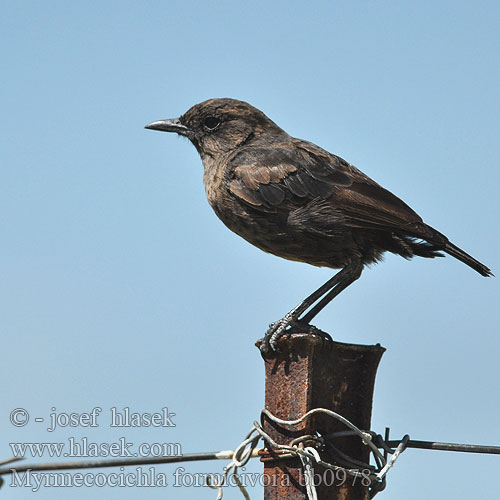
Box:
[227,139,424,232]
[226,143,352,208]
[294,140,425,229]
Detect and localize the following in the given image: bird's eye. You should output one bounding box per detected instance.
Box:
[203,116,221,131]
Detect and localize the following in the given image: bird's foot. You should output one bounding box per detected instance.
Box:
[261,312,333,353]
[262,310,298,353]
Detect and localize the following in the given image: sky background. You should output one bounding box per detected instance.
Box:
[1,1,499,499]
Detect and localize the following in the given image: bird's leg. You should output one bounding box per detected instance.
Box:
[262,261,363,352]
[300,263,363,324]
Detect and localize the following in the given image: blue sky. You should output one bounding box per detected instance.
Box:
[1,1,499,499]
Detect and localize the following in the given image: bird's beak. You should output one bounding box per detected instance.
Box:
[144,118,191,137]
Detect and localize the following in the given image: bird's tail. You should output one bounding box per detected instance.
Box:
[413,223,493,277]
[443,240,493,277]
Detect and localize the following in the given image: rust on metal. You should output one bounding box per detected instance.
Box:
[256,333,385,500]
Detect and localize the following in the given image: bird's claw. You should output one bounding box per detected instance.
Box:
[261,314,333,353]
[267,315,296,352]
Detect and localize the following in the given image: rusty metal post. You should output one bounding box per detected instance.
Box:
[257,333,385,500]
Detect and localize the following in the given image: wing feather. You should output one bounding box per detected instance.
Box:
[227,140,425,235]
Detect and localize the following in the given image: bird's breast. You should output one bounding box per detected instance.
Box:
[202,156,227,210]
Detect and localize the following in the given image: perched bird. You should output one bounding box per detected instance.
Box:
[145,98,492,351]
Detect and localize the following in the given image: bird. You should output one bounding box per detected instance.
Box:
[145,98,492,351]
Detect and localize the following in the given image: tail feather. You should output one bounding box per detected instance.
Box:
[408,223,493,277]
[443,241,493,277]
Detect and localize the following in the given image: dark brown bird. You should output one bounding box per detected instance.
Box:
[145,98,492,351]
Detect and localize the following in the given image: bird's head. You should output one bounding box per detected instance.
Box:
[145,98,287,159]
